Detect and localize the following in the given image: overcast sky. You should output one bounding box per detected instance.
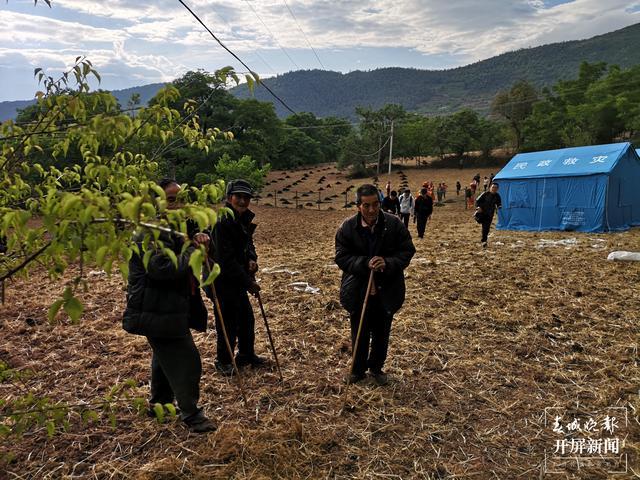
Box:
[1,0,639,101]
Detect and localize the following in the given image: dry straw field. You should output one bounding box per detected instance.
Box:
[1,165,639,479]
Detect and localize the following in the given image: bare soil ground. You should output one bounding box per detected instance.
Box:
[1,166,639,479]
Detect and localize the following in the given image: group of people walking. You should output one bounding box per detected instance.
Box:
[122,174,500,433]
[122,179,417,434]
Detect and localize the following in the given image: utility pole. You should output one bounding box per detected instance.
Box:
[388,120,394,176]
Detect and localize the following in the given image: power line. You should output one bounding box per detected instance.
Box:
[242,0,300,71]
[281,0,326,70]
[209,7,277,75]
[177,0,296,115]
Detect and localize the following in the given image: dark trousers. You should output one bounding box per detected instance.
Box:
[416,214,429,238]
[481,219,492,242]
[349,296,393,375]
[400,213,410,228]
[147,333,201,421]
[214,290,256,364]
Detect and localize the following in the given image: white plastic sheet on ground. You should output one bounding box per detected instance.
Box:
[536,238,579,249]
[606,251,640,261]
[288,281,320,294]
[262,266,300,275]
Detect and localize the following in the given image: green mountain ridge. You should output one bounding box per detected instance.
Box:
[0,83,166,122]
[2,22,639,122]
[231,22,640,118]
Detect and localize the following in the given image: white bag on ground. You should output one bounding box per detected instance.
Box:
[607,251,640,261]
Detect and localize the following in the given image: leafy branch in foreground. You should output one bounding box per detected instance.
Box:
[0,62,239,320]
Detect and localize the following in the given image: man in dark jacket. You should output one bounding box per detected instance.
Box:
[475,182,502,247]
[208,179,265,376]
[413,187,433,239]
[381,190,400,215]
[335,184,415,386]
[123,179,215,433]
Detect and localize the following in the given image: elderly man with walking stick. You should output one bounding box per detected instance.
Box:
[206,179,268,376]
[335,184,415,387]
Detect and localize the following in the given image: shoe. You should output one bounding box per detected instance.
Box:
[214,361,235,376]
[345,372,366,384]
[370,370,389,386]
[185,416,217,433]
[235,353,268,367]
[481,241,488,248]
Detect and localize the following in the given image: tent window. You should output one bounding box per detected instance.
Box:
[558,178,598,208]
[507,182,532,208]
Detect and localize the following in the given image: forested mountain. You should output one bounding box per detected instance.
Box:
[0,83,166,121]
[231,22,640,118]
[2,22,640,122]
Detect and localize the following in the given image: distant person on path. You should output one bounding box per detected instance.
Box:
[398,188,414,228]
[207,179,266,376]
[475,182,502,247]
[442,182,447,200]
[489,173,495,186]
[456,181,461,196]
[436,183,443,202]
[413,187,433,239]
[335,184,416,385]
[464,187,473,209]
[483,176,489,192]
[385,180,391,198]
[473,173,481,185]
[123,178,216,433]
[381,190,401,215]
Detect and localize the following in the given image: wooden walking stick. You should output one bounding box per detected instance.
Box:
[255,292,283,382]
[340,269,375,413]
[206,256,247,406]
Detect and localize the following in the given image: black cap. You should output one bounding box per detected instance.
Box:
[226,179,254,197]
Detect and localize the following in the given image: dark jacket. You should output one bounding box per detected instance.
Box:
[381,196,400,215]
[414,195,433,218]
[208,204,257,298]
[335,211,415,316]
[475,191,502,219]
[123,231,207,338]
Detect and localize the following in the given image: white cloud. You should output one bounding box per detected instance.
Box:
[0,0,638,100]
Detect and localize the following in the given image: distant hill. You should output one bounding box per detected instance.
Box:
[3,23,640,122]
[231,22,640,118]
[0,83,166,122]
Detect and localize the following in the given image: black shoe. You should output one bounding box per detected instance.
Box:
[235,354,268,367]
[215,361,235,376]
[370,370,389,386]
[185,416,217,433]
[345,372,366,384]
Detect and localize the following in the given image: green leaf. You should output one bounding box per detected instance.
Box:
[142,249,153,270]
[188,248,202,281]
[46,420,55,437]
[152,403,164,423]
[63,296,84,323]
[47,299,64,323]
[163,248,178,269]
[96,245,109,266]
[202,261,220,287]
[164,403,177,418]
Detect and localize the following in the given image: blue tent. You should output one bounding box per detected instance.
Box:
[493,142,640,232]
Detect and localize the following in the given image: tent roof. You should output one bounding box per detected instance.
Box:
[494,142,633,180]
